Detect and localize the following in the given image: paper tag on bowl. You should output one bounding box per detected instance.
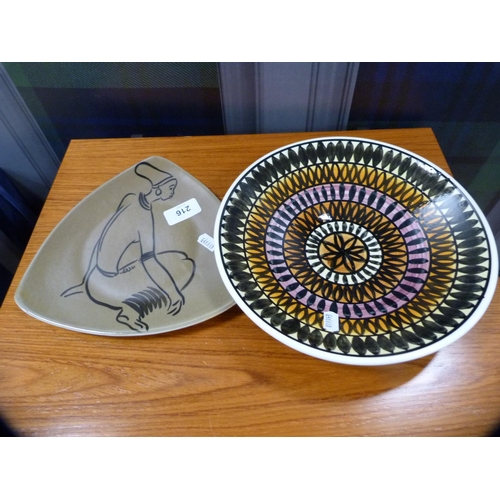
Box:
[198,233,215,252]
[323,311,339,332]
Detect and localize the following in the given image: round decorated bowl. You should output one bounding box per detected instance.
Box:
[214,137,498,365]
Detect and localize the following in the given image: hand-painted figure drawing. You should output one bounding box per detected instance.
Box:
[61,161,195,332]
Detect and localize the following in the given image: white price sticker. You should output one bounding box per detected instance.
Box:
[163,198,201,226]
[197,233,215,252]
[323,312,339,332]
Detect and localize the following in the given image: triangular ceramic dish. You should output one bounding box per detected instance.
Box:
[214,137,498,365]
[15,156,234,336]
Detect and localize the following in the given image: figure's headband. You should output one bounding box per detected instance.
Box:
[135,162,177,188]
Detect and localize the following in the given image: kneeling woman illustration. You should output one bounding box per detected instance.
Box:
[62,161,195,332]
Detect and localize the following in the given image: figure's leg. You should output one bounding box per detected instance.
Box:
[155,251,195,291]
[86,267,152,332]
[85,254,193,332]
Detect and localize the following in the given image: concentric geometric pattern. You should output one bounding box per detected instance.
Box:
[216,138,497,364]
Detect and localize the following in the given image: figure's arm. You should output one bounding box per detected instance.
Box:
[139,220,185,315]
[142,256,185,315]
[96,196,135,276]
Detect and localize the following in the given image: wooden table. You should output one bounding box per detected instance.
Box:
[1,128,498,437]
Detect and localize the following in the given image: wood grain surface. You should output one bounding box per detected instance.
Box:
[1,128,498,436]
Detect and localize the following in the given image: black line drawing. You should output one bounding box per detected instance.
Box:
[61,161,196,332]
